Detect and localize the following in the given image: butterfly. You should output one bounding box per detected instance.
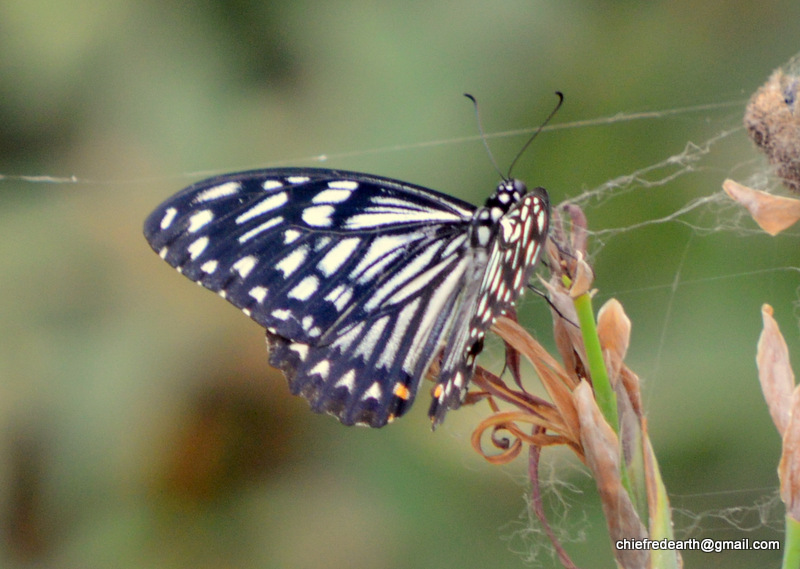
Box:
[144,167,549,428]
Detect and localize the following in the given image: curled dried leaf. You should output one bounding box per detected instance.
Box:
[471,411,578,465]
[723,179,800,235]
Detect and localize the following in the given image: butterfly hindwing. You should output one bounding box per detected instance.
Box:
[264,221,478,426]
[427,188,550,425]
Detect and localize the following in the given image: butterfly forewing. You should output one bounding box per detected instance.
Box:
[144,169,474,341]
[144,167,550,428]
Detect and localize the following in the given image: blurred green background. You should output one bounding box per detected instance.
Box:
[1,1,799,568]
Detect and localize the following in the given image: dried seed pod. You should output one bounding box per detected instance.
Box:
[744,53,800,193]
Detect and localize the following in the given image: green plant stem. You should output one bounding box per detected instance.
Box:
[572,291,619,432]
[784,515,800,569]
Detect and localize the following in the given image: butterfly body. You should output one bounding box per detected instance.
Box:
[144,168,549,428]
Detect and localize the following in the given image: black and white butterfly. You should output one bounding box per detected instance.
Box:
[144,167,549,428]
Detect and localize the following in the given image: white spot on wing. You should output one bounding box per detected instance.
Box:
[187,209,214,232]
[262,179,283,190]
[275,246,308,277]
[187,236,209,259]
[314,236,331,251]
[369,196,423,208]
[302,205,335,227]
[476,292,488,316]
[404,257,469,372]
[344,208,463,229]
[500,218,514,242]
[357,249,404,285]
[489,260,503,293]
[249,286,268,303]
[377,299,418,370]
[525,242,539,265]
[328,180,359,190]
[324,284,353,312]
[361,381,382,401]
[271,308,291,320]
[354,316,389,360]
[160,207,178,230]
[235,192,288,224]
[284,229,302,244]
[312,188,352,204]
[289,342,309,360]
[335,369,357,392]
[196,181,240,203]
[287,176,310,184]
[349,233,423,282]
[288,275,319,301]
[309,360,330,380]
[389,259,454,305]
[238,216,283,243]
[513,267,523,290]
[332,322,364,353]
[200,260,218,274]
[510,221,522,242]
[232,255,258,278]
[441,234,467,258]
[318,238,360,277]
[364,240,445,310]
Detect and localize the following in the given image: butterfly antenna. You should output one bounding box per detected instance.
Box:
[465,93,506,181]
[507,91,564,179]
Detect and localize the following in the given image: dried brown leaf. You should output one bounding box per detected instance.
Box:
[756,304,796,435]
[574,381,648,569]
[723,179,800,235]
[493,316,581,443]
[619,366,644,419]
[540,278,585,381]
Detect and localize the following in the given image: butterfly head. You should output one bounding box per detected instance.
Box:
[483,178,527,219]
